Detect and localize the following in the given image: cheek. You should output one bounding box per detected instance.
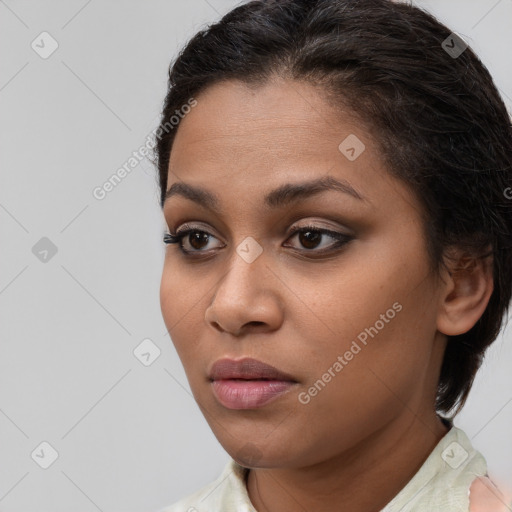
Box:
[296,262,402,358]
[302,286,437,421]
[159,262,205,356]
[299,244,437,386]
[160,254,206,317]
[159,265,180,327]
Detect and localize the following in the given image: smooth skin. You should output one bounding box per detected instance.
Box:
[160,77,494,512]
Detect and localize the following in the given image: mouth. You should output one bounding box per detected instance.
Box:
[209,357,298,409]
[209,357,297,381]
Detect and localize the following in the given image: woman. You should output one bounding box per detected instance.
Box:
[154,0,512,510]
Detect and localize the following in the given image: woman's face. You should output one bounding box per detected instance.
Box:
[160,78,448,469]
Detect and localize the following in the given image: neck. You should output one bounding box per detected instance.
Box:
[246,411,449,512]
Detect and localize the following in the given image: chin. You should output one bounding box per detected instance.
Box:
[223,437,300,469]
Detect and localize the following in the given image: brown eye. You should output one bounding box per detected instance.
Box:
[178,229,223,252]
[285,226,353,253]
[186,231,210,250]
[298,230,322,249]
[165,224,352,258]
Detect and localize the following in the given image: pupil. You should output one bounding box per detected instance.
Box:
[300,230,321,249]
[190,231,209,250]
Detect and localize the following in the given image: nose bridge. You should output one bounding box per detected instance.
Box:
[205,238,283,334]
[218,236,268,302]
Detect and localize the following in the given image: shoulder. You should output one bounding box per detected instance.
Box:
[156,472,225,512]
[156,459,253,512]
[469,476,510,512]
[156,483,213,512]
[156,464,228,512]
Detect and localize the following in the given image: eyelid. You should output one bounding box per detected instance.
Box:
[286,221,352,237]
[176,221,212,235]
[173,219,352,238]
[175,222,224,241]
[284,224,353,250]
[166,221,353,256]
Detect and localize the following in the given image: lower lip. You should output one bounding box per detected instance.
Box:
[211,379,296,409]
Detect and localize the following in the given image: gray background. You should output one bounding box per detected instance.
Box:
[0,1,511,511]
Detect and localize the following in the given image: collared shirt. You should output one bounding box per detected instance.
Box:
[159,423,508,511]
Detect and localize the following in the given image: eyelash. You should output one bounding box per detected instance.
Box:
[163,224,353,257]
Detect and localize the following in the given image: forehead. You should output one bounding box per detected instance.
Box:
[166,78,416,217]
[169,78,359,165]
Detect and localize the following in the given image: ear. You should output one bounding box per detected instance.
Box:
[436,246,494,336]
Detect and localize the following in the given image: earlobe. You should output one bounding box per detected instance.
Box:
[436,249,494,337]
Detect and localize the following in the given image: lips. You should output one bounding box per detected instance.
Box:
[209,357,298,409]
[209,357,297,382]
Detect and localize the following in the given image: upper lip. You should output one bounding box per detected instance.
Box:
[209,357,297,382]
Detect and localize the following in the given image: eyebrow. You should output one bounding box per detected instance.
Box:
[163,175,366,211]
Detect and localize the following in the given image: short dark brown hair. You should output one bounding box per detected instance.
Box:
[154,0,512,416]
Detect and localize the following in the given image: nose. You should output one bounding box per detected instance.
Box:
[204,247,284,337]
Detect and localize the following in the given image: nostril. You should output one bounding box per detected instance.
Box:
[212,321,226,332]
